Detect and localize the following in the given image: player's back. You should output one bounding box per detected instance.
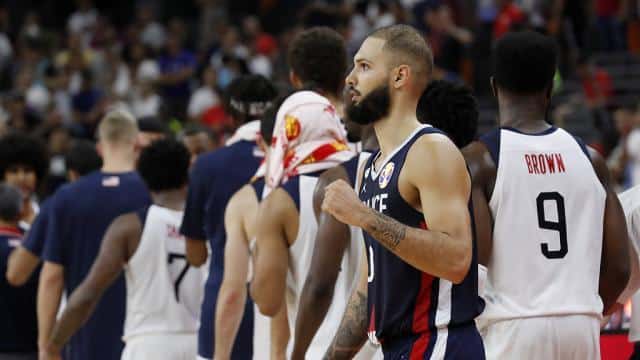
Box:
[124,204,204,340]
[0,227,38,355]
[43,170,151,360]
[480,126,606,322]
[281,166,362,359]
[190,140,262,359]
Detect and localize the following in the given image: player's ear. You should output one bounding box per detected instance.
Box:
[392,65,410,89]
[489,76,497,98]
[289,70,303,89]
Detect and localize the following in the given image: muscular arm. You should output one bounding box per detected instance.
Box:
[590,148,631,314]
[215,187,254,360]
[250,189,298,316]
[292,166,351,359]
[323,247,368,360]
[349,136,472,283]
[7,246,40,286]
[462,141,496,266]
[44,214,141,354]
[38,262,64,353]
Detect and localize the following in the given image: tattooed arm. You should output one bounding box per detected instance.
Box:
[323,135,473,284]
[323,247,369,360]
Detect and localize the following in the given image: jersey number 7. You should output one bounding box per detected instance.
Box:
[167,252,191,301]
[536,192,568,259]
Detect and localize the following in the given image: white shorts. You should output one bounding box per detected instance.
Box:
[482,315,600,360]
[122,333,197,360]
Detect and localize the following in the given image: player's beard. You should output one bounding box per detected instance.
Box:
[345,84,391,125]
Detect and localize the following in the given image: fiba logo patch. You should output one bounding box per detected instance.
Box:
[378,162,395,189]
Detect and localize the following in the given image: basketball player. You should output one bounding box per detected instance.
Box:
[38,110,151,360]
[42,139,204,359]
[180,75,277,360]
[462,31,629,359]
[322,25,484,359]
[0,133,48,226]
[214,98,288,360]
[179,125,217,164]
[618,185,640,359]
[0,184,37,359]
[6,140,102,286]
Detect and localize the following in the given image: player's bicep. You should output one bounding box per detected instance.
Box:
[410,138,472,237]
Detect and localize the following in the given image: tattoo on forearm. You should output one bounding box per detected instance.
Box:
[366,210,407,250]
[324,291,368,360]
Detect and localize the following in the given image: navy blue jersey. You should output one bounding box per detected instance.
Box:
[0,226,38,353]
[343,154,360,186]
[42,171,151,360]
[359,126,483,355]
[180,140,262,359]
[22,197,53,257]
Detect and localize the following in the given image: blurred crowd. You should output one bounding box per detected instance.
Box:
[2,0,640,196]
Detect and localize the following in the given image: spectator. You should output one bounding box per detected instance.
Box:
[137,116,170,148]
[577,55,614,109]
[595,0,627,51]
[179,125,218,164]
[129,53,161,120]
[68,0,98,47]
[70,69,105,138]
[493,0,526,39]
[188,67,221,122]
[157,33,196,121]
[423,0,473,81]
[137,4,166,52]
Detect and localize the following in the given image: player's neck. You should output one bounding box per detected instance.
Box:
[361,126,379,151]
[373,101,421,157]
[152,188,186,212]
[498,95,550,133]
[101,153,136,173]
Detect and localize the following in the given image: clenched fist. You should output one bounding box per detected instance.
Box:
[321,179,369,227]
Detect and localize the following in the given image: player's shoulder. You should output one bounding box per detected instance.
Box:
[409,131,464,166]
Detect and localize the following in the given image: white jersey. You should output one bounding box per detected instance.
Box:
[284,157,366,359]
[482,127,606,324]
[123,205,205,340]
[618,185,640,342]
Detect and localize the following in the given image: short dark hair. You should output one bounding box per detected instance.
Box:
[225,75,278,124]
[180,124,216,141]
[138,116,170,135]
[65,140,102,176]
[493,31,558,94]
[0,183,22,222]
[0,133,48,183]
[418,80,478,148]
[287,27,347,96]
[137,138,190,192]
[260,94,291,145]
[369,24,433,92]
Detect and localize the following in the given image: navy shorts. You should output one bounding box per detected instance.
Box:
[381,324,485,360]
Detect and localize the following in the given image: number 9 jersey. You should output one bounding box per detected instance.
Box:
[123,205,205,343]
[479,126,606,324]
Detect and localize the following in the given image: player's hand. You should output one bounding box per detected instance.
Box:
[322,179,368,227]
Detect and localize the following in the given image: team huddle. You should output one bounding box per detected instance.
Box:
[0,23,636,360]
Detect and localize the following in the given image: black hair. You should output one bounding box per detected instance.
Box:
[137,138,190,192]
[0,133,48,184]
[65,140,102,176]
[418,80,478,148]
[493,30,558,95]
[224,74,278,124]
[138,116,170,135]
[181,124,216,141]
[260,94,290,145]
[0,183,22,223]
[287,27,347,96]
